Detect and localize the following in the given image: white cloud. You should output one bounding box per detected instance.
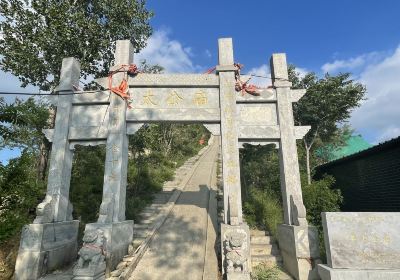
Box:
[350,46,400,143]
[321,52,385,74]
[247,64,271,87]
[136,29,199,73]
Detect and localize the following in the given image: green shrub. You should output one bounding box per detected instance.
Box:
[251,264,280,280]
[244,188,283,237]
[0,151,45,242]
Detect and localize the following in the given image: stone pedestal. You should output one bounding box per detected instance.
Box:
[14,220,79,280]
[318,212,400,280]
[318,264,400,280]
[82,221,133,276]
[277,224,321,280]
[221,223,251,280]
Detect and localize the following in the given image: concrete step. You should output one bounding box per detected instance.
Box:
[250,229,270,236]
[144,204,166,210]
[132,237,146,248]
[251,244,279,256]
[140,216,160,225]
[133,224,152,230]
[140,208,160,216]
[251,235,274,245]
[133,228,150,238]
[251,255,283,268]
[277,270,293,280]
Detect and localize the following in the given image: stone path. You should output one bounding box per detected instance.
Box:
[129,139,219,280]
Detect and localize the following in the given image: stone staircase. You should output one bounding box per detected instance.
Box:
[250,229,282,268]
[250,229,293,280]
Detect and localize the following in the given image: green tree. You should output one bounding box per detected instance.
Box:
[0,97,49,150]
[289,67,366,184]
[0,0,153,90]
[1,0,153,179]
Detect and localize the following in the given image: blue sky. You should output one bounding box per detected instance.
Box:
[1,0,400,163]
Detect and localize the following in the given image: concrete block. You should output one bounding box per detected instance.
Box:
[318,264,400,280]
[15,221,79,280]
[277,224,321,280]
[321,212,400,269]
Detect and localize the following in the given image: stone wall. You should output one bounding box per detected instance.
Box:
[316,136,400,211]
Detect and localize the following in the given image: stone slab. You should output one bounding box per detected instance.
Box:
[15,221,79,280]
[129,87,219,109]
[277,224,320,280]
[126,108,221,123]
[318,264,400,280]
[128,73,220,87]
[322,212,400,269]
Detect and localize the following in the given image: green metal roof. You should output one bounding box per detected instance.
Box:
[325,135,372,161]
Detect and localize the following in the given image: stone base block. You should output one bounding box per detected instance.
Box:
[221,223,251,280]
[277,224,321,280]
[318,264,400,280]
[84,221,133,276]
[14,220,79,280]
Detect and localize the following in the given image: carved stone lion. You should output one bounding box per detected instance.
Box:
[74,229,106,277]
[225,231,248,273]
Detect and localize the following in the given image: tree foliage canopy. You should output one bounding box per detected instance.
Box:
[0,97,49,150]
[0,0,153,90]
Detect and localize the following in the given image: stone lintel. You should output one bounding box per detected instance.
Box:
[126,108,221,123]
[44,124,309,143]
[69,140,107,150]
[216,65,237,72]
[128,73,219,87]
[72,90,110,105]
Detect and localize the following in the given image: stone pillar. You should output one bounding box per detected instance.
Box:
[271,53,307,226]
[218,38,251,280]
[271,54,321,280]
[74,41,133,279]
[14,58,80,280]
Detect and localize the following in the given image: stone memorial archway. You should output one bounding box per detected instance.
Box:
[15,38,320,280]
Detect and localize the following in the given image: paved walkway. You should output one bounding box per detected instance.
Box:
[130,140,219,280]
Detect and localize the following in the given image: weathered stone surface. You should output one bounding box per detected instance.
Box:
[221,223,251,280]
[218,38,243,226]
[128,73,220,87]
[129,87,219,109]
[277,224,320,280]
[126,108,220,123]
[15,221,79,280]
[100,40,132,223]
[271,53,307,226]
[318,264,400,280]
[73,228,106,279]
[322,212,400,270]
[238,103,278,125]
[16,58,81,280]
[84,221,133,276]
